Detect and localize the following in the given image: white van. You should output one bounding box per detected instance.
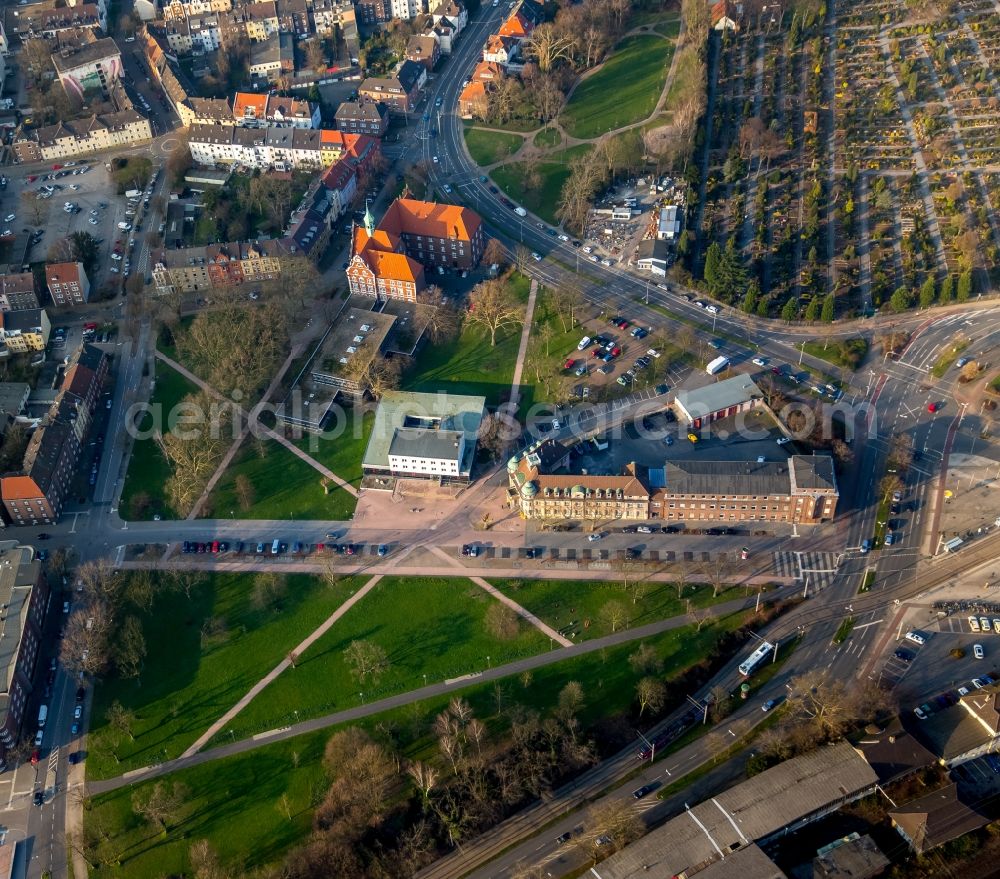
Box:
[577,336,592,351]
[37,705,48,728]
[514,206,527,217]
[271,538,281,555]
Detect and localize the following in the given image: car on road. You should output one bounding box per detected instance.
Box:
[73,704,83,720]
[34,790,44,807]
[927,402,940,413]
[432,155,439,163]
[443,184,452,194]
[378,544,388,557]
[531,252,541,261]
[752,357,767,366]
[37,533,50,540]
[860,539,872,553]
[956,357,970,368]
[892,490,902,503]
[587,532,604,542]
[894,649,912,662]
[3,214,14,223]
[977,644,987,660]
[762,698,778,712]
[914,706,928,720]
[632,784,655,799]
[555,831,572,844]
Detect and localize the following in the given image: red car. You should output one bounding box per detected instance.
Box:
[27,175,37,183]
[564,358,576,369]
[609,346,621,357]
[591,347,604,357]
[617,320,630,330]
[211,540,220,553]
[928,402,940,413]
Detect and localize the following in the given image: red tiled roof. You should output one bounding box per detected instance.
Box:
[0,476,44,501]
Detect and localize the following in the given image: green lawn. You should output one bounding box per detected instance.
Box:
[533,127,562,149]
[204,437,357,521]
[464,127,524,165]
[87,573,362,780]
[403,272,529,405]
[931,338,969,378]
[490,162,573,226]
[800,338,868,371]
[120,362,199,521]
[495,578,750,641]
[86,612,748,877]
[292,405,373,490]
[560,33,675,139]
[222,576,550,740]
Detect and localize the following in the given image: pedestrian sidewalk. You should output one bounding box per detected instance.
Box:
[181,574,383,757]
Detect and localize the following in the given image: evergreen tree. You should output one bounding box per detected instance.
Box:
[889,286,911,313]
[821,293,835,322]
[742,280,760,314]
[957,270,972,302]
[780,299,798,321]
[804,298,822,321]
[939,274,954,304]
[756,297,769,318]
[704,241,722,289]
[919,276,936,309]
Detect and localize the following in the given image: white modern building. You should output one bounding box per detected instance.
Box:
[362,391,486,484]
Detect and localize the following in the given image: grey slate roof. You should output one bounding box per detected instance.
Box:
[791,455,837,492]
[663,458,793,497]
[674,375,763,419]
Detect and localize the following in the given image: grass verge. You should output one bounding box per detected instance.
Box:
[800,337,868,371]
[931,338,968,378]
[119,362,199,521]
[464,127,524,165]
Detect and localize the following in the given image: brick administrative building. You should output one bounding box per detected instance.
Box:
[507,439,838,525]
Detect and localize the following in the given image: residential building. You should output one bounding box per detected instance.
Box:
[320,158,358,216]
[636,238,669,276]
[232,91,320,128]
[186,96,235,125]
[246,0,280,40]
[15,110,152,161]
[0,543,49,765]
[431,0,467,34]
[277,0,310,35]
[335,99,390,137]
[0,344,108,525]
[458,80,488,118]
[405,34,440,71]
[389,0,421,20]
[482,33,518,66]
[151,237,299,294]
[0,310,50,355]
[497,8,533,41]
[187,122,378,170]
[889,783,987,855]
[0,275,40,313]
[0,20,9,55]
[354,0,390,24]
[346,198,484,300]
[45,262,90,307]
[711,0,740,31]
[674,375,763,427]
[51,36,122,100]
[508,439,838,525]
[162,0,233,21]
[6,3,104,40]
[362,391,486,482]
[425,19,456,54]
[358,59,424,113]
[590,743,878,879]
[0,384,30,420]
[856,717,937,784]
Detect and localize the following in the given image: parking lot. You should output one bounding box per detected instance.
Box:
[0,162,151,297]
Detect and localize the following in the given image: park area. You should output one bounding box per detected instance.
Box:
[463,127,524,165]
[84,597,761,878]
[86,571,364,780]
[559,29,677,139]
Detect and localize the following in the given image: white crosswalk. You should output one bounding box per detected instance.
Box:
[772,550,841,589]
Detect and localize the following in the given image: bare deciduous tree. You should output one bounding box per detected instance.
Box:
[343,639,389,683]
[485,602,520,640]
[636,677,667,717]
[467,279,525,347]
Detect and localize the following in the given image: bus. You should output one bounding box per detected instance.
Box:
[738,641,774,676]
